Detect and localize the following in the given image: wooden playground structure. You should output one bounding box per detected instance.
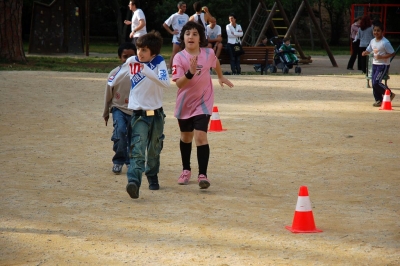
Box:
[242,0,338,67]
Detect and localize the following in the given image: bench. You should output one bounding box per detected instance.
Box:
[219,46,275,75]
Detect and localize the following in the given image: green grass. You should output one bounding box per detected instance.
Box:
[1,41,353,73]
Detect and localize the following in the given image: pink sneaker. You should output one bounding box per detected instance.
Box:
[178,170,191,185]
[198,174,210,189]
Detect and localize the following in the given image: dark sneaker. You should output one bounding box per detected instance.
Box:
[372,101,382,107]
[198,174,210,189]
[147,176,160,190]
[112,164,123,174]
[126,182,139,199]
[390,92,395,101]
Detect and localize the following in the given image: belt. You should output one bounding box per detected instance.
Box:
[132,107,163,116]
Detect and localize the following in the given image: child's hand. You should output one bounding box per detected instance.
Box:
[189,56,197,74]
[104,116,109,126]
[218,77,234,88]
[362,51,369,56]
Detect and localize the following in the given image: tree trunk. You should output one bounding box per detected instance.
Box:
[0,0,26,62]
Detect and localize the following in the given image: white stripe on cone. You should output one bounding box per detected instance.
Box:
[211,112,220,120]
[382,94,391,102]
[295,196,312,212]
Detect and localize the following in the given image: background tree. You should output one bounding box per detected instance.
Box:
[0,0,26,62]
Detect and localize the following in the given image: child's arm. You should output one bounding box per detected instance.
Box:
[141,60,170,88]
[214,60,234,88]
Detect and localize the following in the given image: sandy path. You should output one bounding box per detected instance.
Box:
[0,68,399,265]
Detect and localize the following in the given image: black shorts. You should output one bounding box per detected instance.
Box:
[178,114,211,133]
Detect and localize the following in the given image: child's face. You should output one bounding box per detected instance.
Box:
[184,28,200,50]
[119,49,135,63]
[284,40,290,46]
[373,26,383,39]
[137,46,154,62]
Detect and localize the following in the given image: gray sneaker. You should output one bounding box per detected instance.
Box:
[372,101,382,107]
[112,164,123,174]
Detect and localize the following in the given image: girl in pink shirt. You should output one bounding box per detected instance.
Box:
[172,21,233,189]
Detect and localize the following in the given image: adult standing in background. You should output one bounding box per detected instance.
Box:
[356,16,374,74]
[163,1,189,74]
[346,17,361,70]
[189,2,212,38]
[124,0,147,51]
[226,13,243,75]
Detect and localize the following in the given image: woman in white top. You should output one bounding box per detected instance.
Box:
[226,13,243,75]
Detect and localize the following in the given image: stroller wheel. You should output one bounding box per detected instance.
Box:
[283,67,289,74]
[271,66,277,73]
[295,66,301,74]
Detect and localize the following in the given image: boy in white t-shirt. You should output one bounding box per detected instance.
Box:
[108,31,170,199]
[163,1,189,73]
[206,17,223,58]
[172,21,233,189]
[362,22,395,107]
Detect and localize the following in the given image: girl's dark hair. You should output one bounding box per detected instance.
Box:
[136,31,163,55]
[179,21,208,49]
[118,42,136,57]
[359,16,371,31]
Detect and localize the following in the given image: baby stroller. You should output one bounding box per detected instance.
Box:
[268,37,301,74]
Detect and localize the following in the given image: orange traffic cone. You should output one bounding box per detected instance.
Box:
[209,106,226,132]
[285,186,322,233]
[380,89,393,111]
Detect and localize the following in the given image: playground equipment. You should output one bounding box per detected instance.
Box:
[242,0,338,67]
[29,0,84,54]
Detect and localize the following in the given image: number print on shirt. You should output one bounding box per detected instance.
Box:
[129,63,141,75]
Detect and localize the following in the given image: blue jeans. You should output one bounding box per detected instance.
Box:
[372,64,390,102]
[111,108,131,165]
[127,110,165,187]
[227,43,241,74]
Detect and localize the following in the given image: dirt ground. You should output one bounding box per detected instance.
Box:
[1,56,399,265]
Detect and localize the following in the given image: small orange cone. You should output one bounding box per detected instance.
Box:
[285,186,322,233]
[209,106,226,132]
[380,89,393,111]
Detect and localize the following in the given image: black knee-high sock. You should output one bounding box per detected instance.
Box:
[197,144,210,176]
[180,140,192,170]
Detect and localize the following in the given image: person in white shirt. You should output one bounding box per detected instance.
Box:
[206,17,222,58]
[163,1,189,73]
[226,13,243,75]
[362,22,395,107]
[124,0,147,51]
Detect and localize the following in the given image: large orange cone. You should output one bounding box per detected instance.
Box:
[209,106,226,132]
[285,186,322,233]
[379,89,393,111]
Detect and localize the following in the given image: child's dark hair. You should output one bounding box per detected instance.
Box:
[136,30,163,55]
[179,21,208,49]
[118,42,136,58]
[283,38,290,43]
[373,21,384,31]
